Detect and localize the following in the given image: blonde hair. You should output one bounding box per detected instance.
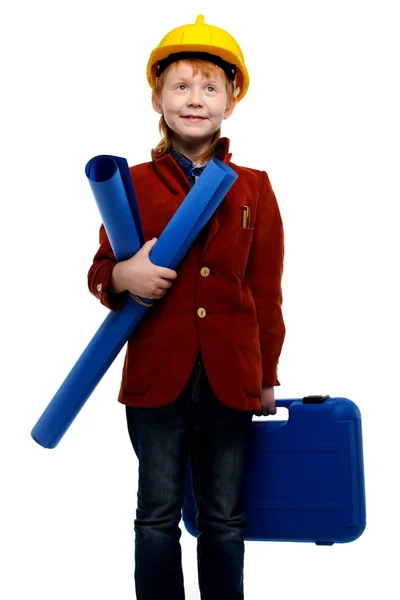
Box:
[151,59,235,163]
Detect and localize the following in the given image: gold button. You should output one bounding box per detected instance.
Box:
[96,283,102,293]
[197,307,206,318]
[200,266,210,277]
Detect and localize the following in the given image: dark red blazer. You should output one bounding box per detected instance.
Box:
[87,138,285,411]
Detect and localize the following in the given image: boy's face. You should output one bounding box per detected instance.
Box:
[152,62,236,145]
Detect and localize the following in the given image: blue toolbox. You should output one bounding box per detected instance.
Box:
[182,396,366,545]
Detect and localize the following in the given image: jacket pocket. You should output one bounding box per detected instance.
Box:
[234,226,255,279]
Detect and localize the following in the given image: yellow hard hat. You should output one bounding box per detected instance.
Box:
[146,15,249,102]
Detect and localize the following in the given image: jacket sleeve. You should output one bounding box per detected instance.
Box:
[246,171,285,386]
[87,224,128,312]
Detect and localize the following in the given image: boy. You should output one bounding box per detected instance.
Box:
[88,15,285,600]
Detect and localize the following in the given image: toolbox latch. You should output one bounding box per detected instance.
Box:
[302,395,330,404]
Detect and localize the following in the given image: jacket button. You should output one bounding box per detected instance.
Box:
[200,266,210,277]
[197,307,206,318]
[96,283,102,293]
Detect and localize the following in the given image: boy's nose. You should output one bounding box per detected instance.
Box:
[187,89,203,106]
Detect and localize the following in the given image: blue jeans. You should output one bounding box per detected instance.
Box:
[126,353,253,600]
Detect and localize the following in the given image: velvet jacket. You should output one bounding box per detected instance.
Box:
[87,138,285,411]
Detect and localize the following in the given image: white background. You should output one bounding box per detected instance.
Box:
[1,1,399,598]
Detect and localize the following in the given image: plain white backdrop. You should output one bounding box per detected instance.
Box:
[1,1,399,598]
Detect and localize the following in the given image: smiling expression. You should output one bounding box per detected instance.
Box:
[152,61,236,147]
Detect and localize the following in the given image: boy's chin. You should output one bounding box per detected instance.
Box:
[174,130,219,144]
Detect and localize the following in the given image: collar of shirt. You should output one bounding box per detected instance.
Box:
[169,148,208,186]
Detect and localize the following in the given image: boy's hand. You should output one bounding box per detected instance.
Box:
[254,386,276,417]
[111,238,178,299]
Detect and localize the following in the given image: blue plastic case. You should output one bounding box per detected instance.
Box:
[182,396,366,545]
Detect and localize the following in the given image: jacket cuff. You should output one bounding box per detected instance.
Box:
[89,262,128,312]
[262,364,281,387]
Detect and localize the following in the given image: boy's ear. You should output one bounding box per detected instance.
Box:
[224,97,237,120]
[152,90,163,115]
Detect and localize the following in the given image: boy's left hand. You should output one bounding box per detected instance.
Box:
[254,386,276,417]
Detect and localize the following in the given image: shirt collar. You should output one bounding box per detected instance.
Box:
[150,137,232,194]
[169,148,208,186]
[170,148,198,171]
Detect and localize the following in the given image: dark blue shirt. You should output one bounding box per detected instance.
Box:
[170,148,208,187]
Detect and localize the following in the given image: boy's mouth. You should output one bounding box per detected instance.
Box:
[181,115,207,121]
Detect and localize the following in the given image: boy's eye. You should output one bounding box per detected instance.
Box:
[177,84,187,90]
[206,86,215,92]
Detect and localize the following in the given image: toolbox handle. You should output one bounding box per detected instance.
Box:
[275,399,297,409]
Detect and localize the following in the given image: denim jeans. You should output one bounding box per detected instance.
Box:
[126,353,253,600]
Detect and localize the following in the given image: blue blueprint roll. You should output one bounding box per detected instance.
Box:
[85,154,144,261]
[31,156,237,449]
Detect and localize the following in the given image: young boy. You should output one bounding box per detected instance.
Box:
[88,15,285,600]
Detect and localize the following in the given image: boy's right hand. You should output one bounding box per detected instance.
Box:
[110,238,177,299]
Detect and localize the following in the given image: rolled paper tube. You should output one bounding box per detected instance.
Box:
[31,157,237,448]
[84,155,144,261]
